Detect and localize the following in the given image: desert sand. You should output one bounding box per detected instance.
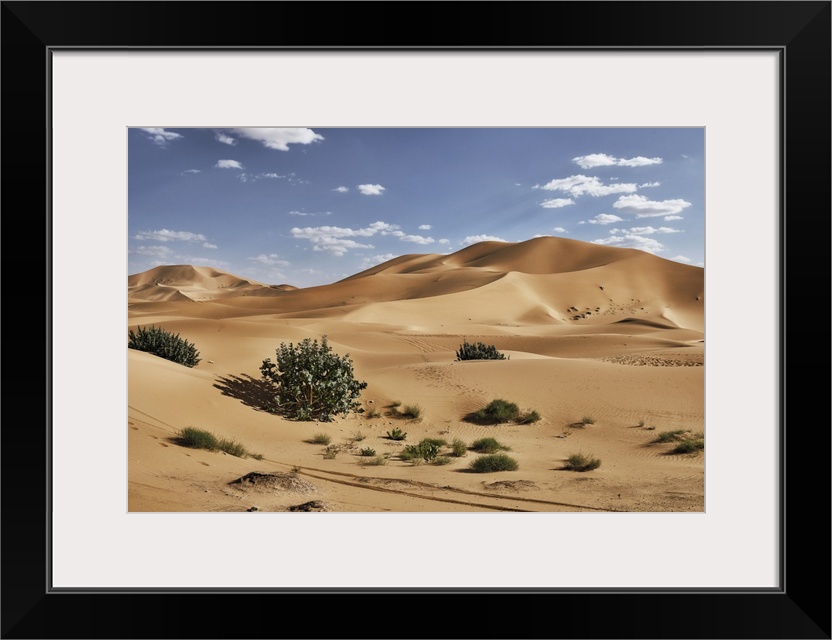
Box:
[128,236,704,513]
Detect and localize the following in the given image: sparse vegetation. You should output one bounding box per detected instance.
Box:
[672,437,705,454]
[580,416,596,426]
[128,324,201,368]
[652,430,689,443]
[468,453,519,473]
[366,408,381,419]
[517,410,541,424]
[433,455,454,466]
[362,455,388,466]
[563,453,601,472]
[400,439,440,463]
[470,437,510,454]
[173,427,262,459]
[358,447,377,457]
[451,438,468,457]
[386,427,407,441]
[323,445,339,459]
[399,404,423,420]
[456,339,507,361]
[352,430,367,442]
[466,399,539,425]
[421,437,447,448]
[308,432,332,445]
[259,335,368,422]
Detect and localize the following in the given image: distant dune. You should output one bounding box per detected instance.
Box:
[128,237,705,513]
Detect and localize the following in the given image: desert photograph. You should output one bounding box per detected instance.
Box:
[128,126,704,513]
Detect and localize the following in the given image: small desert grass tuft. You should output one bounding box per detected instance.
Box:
[517,410,541,424]
[176,427,219,450]
[432,455,454,466]
[468,453,519,473]
[366,409,381,419]
[217,438,248,458]
[580,416,596,426]
[652,430,689,443]
[421,437,447,447]
[473,399,519,424]
[352,430,367,442]
[671,434,705,454]
[174,427,262,459]
[358,447,376,457]
[361,454,388,466]
[399,404,423,420]
[563,453,601,472]
[470,437,510,454]
[323,445,339,459]
[400,439,440,463]
[307,432,332,445]
[451,438,468,457]
[386,427,407,441]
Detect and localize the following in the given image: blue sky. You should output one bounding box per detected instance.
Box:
[128,127,704,288]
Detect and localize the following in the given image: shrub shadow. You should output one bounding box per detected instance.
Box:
[213,374,275,411]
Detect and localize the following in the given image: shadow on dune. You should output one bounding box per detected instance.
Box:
[213,374,276,411]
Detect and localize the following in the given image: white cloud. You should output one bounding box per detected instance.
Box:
[182,169,201,174]
[671,255,692,263]
[333,186,349,193]
[552,227,567,234]
[462,235,507,245]
[664,215,684,221]
[292,221,402,256]
[612,194,691,217]
[400,234,434,244]
[261,173,286,179]
[139,128,183,146]
[361,253,397,267]
[639,181,661,188]
[215,159,243,170]
[357,184,386,196]
[215,131,236,145]
[418,224,432,230]
[130,245,173,257]
[288,210,332,217]
[134,229,207,243]
[248,253,290,267]
[587,214,624,225]
[539,175,638,197]
[202,242,218,249]
[540,198,575,209]
[438,239,450,244]
[573,154,662,169]
[625,226,682,235]
[592,234,665,254]
[231,127,324,151]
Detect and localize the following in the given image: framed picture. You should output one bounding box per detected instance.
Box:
[4,1,829,638]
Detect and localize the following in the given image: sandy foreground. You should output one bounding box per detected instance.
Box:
[128,237,704,513]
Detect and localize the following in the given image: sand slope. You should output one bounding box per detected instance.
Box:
[128,237,704,512]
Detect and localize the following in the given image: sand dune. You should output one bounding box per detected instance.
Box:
[129,237,704,513]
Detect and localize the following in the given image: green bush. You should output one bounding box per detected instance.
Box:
[580,416,596,426]
[563,453,601,472]
[386,427,407,441]
[456,339,507,361]
[128,324,201,368]
[451,438,468,457]
[362,455,388,466]
[468,453,519,473]
[260,335,368,422]
[401,439,440,463]
[433,455,454,466]
[470,437,509,454]
[358,447,377,457]
[653,430,689,443]
[468,399,523,424]
[672,435,704,454]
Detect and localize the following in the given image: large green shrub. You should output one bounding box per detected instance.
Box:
[128,324,201,367]
[260,335,367,422]
[468,453,519,473]
[456,339,507,361]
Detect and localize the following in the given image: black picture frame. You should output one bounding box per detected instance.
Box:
[2,2,829,638]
